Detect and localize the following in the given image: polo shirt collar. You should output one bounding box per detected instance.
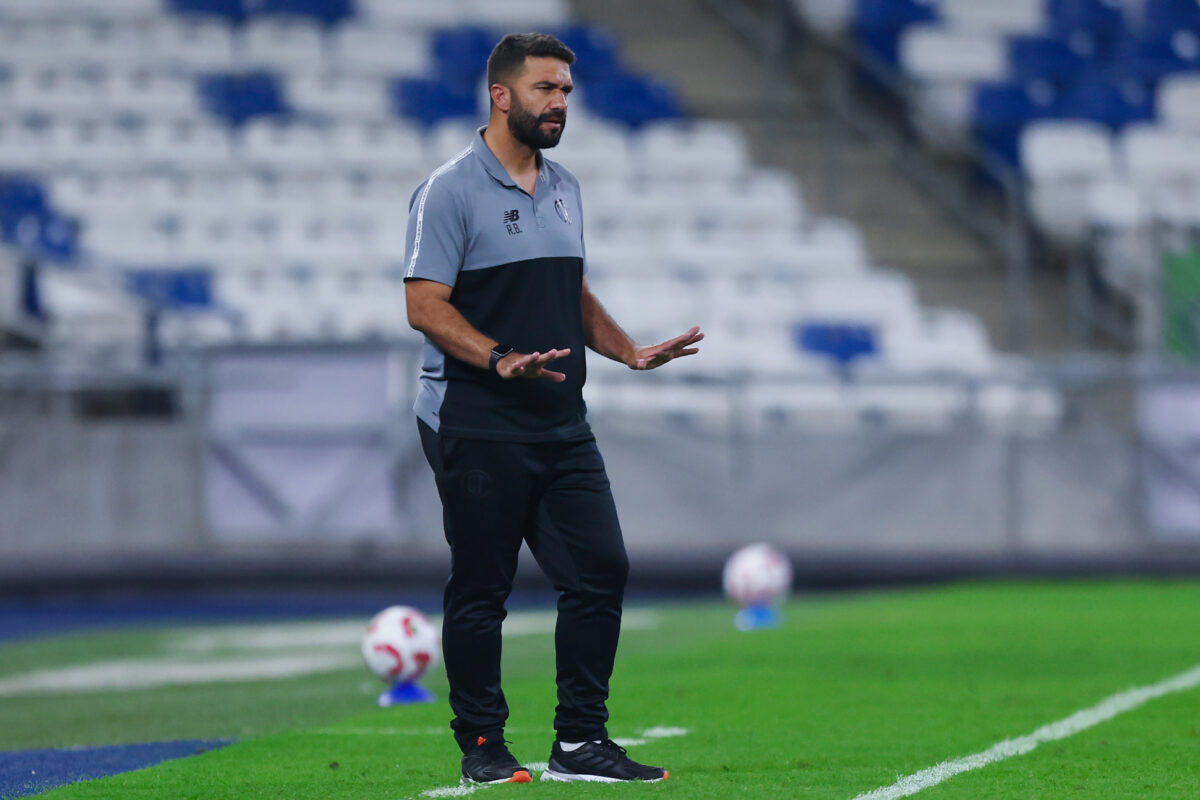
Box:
[473,126,551,191]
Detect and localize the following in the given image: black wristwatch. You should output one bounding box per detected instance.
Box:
[489,344,515,373]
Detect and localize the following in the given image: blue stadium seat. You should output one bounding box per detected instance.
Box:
[972,81,1062,164]
[854,0,939,65]
[794,322,878,368]
[166,0,245,23]
[389,77,479,127]
[431,27,495,89]
[1057,77,1156,129]
[1047,0,1126,40]
[249,0,355,26]
[548,25,622,83]
[126,268,215,310]
[198,72,289,126]
[1113,31,1200,81]
[0,178,79,263]
[1144,0,1200,37]
[582,73,685,128]
[1008,34,1098,83]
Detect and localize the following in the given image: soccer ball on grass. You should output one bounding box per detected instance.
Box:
[362,605,440,705]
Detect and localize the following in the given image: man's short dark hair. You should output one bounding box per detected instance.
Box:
[486,32,576,88]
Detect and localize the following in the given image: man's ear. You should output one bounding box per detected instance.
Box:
[490,83,510,113]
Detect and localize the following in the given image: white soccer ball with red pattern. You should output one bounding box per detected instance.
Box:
[362,606,440,685]
[722,544,793,608]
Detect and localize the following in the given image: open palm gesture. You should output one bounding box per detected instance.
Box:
[631,326,704,370]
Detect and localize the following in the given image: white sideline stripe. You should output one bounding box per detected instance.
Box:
[0,610,658,697]
[172,610,658,652]
[407,729,688,800]
[850,663,1200,800]
[406,146,472,279]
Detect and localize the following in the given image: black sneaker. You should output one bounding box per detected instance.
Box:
[461,736,532,784]
[542,739,668,783]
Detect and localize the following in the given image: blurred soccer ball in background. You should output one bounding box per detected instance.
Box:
[722,543,793,609]
[362,605,439,686]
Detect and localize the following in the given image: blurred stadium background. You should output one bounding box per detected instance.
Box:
[0,0,1199,602]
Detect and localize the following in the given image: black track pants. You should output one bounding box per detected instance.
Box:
[418,420,629,752]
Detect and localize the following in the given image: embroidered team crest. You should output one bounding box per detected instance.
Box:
[554,197,571,224]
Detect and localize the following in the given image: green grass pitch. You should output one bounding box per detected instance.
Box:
[2,580,1200,799]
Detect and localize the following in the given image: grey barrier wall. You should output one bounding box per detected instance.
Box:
[0,345,1198,589]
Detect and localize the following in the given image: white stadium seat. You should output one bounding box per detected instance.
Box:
[144,119,234,171]
[791,0,855,36]
[937,0,1046,34]
[287,75,391,121]
[328,121,427,176]
[1157,74,1200,131]
[900,25,1010,147]
[11,70,107,119]
[106,71,203,119]
[460,0,570,27]
[353,0,467,29]
[1020,120,1116,244]
[329,26,430,77]
[0,120,50,173]
[1119,124,1200,187]
[239,18,326,73]
[635,120,751,183]
[240,119,332,173]
[145,20,236,73]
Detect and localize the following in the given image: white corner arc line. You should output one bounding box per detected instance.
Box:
[406,146,472,279]
[850,662,1200,800]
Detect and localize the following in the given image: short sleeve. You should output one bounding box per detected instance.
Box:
[404,178,466,286]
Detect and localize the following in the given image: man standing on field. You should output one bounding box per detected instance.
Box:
[404,32,702,785]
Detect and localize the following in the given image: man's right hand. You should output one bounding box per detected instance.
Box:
[498,348,572,382]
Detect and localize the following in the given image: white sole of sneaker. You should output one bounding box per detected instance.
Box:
[541,769,665,783]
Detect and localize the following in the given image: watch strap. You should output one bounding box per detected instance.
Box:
[489,344,514,373]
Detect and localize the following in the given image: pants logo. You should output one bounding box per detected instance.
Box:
[463,469,493,497]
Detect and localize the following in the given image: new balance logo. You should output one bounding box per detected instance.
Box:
[503,209,522,235]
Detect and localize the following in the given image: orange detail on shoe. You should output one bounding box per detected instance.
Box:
[476,736,487,747]
[662,771,670,780]
[509,770,532,783]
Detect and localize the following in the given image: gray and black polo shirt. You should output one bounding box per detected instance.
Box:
[404,127,590,442]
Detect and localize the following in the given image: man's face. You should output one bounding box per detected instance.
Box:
[504,56,572,150]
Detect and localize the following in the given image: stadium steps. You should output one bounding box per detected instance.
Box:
[568,0,1074,353]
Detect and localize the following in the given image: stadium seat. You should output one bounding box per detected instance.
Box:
[635,120,750,183]
[249,0,355,26]
[1008,34,1099,83]
[1114,30,1200,82]
[582,73,685,128]
[353,0,466,30]
[972,80,1061,165]
[1046,0,1127,42]
[390,77,480,128]
[461,0,570,28]
[240,119,332,173]
[900,25,1010,83]
[1057,77,1156,130]
[107,71,203,119]
[330,26,430,77]
[1119,123,1200,188]
[144,119,235,171]
[548,25,622,83]
[198,72,289,126]
[1143,0,1200,38]
[796,322,879,369]
[1157,73,1200,129]
[430,27,496,89]
[11,71,106,119]
[1020,120,1116,243]
[938,0,1046,35]
[239,18,327,73]
[287,75,390,121]
[166,0,245,23]
[855,0,940,65]
[328,121,427,176]
[1086,179,1150,232]
[145,19,237,73]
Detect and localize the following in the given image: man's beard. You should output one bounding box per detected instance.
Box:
[508,93,566,150]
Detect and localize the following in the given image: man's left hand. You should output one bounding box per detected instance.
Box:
[631,326,704,370]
